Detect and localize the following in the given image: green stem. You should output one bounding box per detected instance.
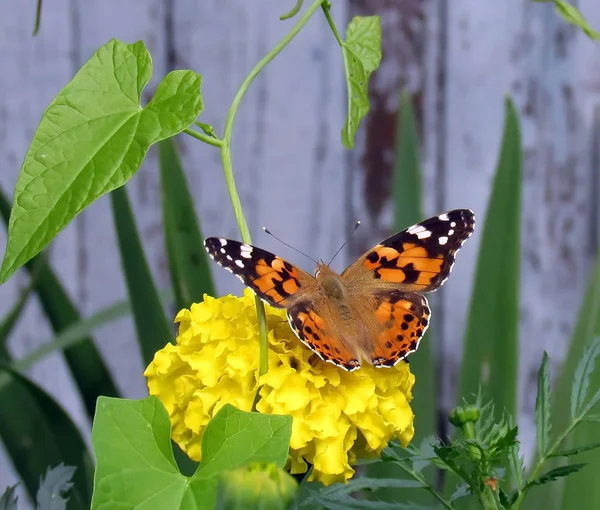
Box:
[512,414,585,509]
[321,1,343,46]
[394,463,455,510]
[183,127,222,148]
[279,0,304,20]
[479,486,500,510]
[222,0,325,144]
[219,0,325,379]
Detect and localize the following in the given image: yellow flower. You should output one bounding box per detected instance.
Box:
[144,289,415,485]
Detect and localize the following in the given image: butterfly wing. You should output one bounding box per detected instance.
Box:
[204,238,315,307]
[286,298,361,371]
[342,209,475,292]
[205,237,360,370]
[358,290,430,367]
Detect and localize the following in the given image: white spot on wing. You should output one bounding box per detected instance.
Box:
[219,239,227,246]
[448,229,455,236]
[240,245,253,258]
[220,248,226,254]
[416,230,432,239]
[235,259,244,268]
[226,255,233,261]
[439,213,449,221]
[407,224,426,235]
[450,221,457,227]
[438,236,448,245]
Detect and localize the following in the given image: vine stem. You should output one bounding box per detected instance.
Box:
[393,462,454,510]
[216,0,325,379]
[183,127,222,147]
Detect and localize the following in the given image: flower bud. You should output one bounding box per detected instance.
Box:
[216,462,298,510]
[448,405,481,428]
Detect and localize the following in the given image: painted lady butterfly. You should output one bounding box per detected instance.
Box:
[204,209,475,371]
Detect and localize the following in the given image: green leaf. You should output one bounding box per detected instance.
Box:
[0,485,18,510]
[36,464,76,510]
[489,425,519,455]
[0,187,120,416]
[529,236,600,507]
[159,138,215,310]
[450,484,469,502]
[457,97,522,420]
[321,478,425,498]
[553,0,600,41]
[0,39,203,283]
[508,417,525,489]
[527,463,586,489]
[535,352,552,457]
[91,397,292,509]
[550,441,600,458]
[341,16,381,148]
[110,186,174,366]
[411,436,437,473]
[583,414,600,422]
[571,336,600,419]
[0,368,91,507]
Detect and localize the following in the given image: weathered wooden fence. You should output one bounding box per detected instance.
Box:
[1,0,599,504]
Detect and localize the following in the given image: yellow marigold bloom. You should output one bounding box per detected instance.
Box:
[144,289,415,485]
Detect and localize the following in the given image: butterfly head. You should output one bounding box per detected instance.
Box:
[314,262,346,301]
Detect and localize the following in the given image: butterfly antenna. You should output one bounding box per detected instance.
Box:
[327,221,361,266]
[262,227,318,265]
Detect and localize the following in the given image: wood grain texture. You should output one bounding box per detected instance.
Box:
[1,0,599,499]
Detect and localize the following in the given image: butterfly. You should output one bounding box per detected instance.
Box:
[204,209,475,372]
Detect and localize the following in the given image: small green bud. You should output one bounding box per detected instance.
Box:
[448,405,481,428]
[216,462,298,510]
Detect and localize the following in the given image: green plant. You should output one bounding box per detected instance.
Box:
[302,341,600,509]
[1,1,600,509]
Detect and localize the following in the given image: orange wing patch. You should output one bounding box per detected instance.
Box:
[286,301,361,371]
[357,209,475,292]
[369,291,430,368]
[204,238,312,308]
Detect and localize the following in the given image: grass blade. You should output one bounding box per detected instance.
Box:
[0,259,41,359]
[393,92,434,439]
[457,97,522,419]
[0,187,119,418]
[367,92,436,504]
[159,138,215,310]
[0,367,92,507]
[535,352,552,458]
[110,186,173,366]
[3,289,172,383]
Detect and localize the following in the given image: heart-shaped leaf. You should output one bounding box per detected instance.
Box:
[91,397,292,509]
[0,39,203,283]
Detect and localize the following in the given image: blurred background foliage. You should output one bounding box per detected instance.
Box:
[1,1,600,509]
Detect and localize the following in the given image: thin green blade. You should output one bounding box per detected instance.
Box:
[458,97,522,419]
[393,92,434,440]
[110,186,173,366]
[366,92,436,504]
[0,367,92,507]
[159,138,215,310]
[0,187,119,418]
